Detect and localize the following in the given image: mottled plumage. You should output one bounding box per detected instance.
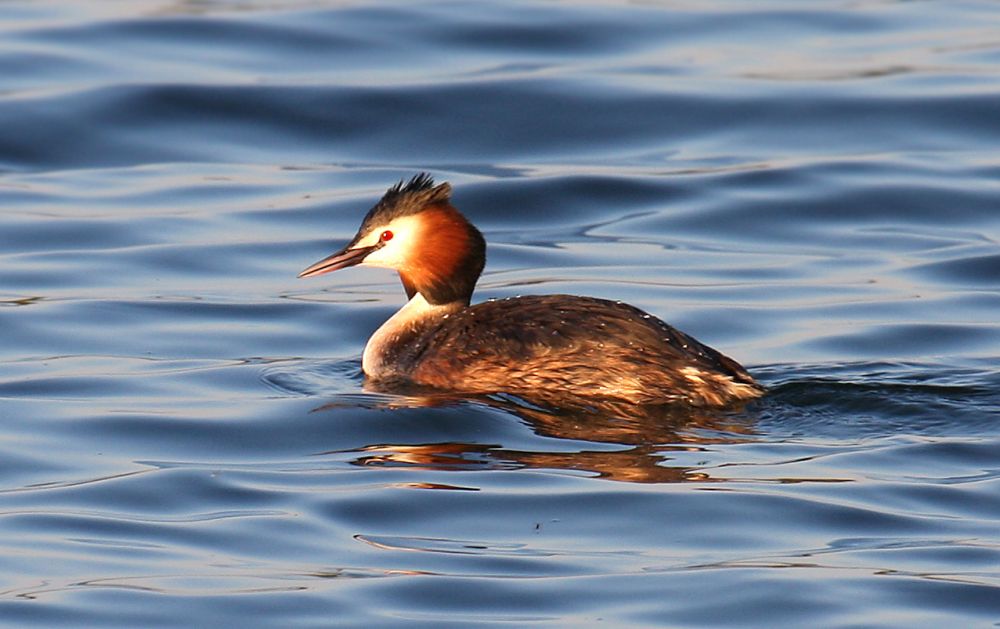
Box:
[392,295,760,406]
[300,174,764,408]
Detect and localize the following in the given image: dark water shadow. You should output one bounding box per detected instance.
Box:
[751,361,1000,440]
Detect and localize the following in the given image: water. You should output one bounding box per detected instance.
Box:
[1,1,999,626]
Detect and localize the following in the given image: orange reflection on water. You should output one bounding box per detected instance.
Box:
[316,388,760,484]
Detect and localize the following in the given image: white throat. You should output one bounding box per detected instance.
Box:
[362,292,463,378]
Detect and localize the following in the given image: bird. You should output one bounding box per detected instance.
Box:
[298,174,763,407]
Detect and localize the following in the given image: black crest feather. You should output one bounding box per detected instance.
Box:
[360,173,453,230]
[387,172,437,196]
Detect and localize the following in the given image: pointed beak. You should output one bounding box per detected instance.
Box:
[298,243,378,278]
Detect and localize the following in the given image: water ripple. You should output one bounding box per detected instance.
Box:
[1,1,999,627]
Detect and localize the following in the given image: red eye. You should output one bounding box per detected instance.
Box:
[380,230,394,242]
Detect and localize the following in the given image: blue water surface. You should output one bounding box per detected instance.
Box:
[1,1,999,627]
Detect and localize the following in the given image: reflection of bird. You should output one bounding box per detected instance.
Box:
[314,391,758,484]
[300,174,763,407]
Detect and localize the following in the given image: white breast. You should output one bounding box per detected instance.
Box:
[362,292,461,378]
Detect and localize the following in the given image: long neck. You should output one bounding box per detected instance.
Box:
[399,204,486,306]
[362,293,464,378]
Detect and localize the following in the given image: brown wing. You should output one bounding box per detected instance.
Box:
[403,295,761,406]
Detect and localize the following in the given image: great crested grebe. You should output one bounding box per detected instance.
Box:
[299,174,764,407]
